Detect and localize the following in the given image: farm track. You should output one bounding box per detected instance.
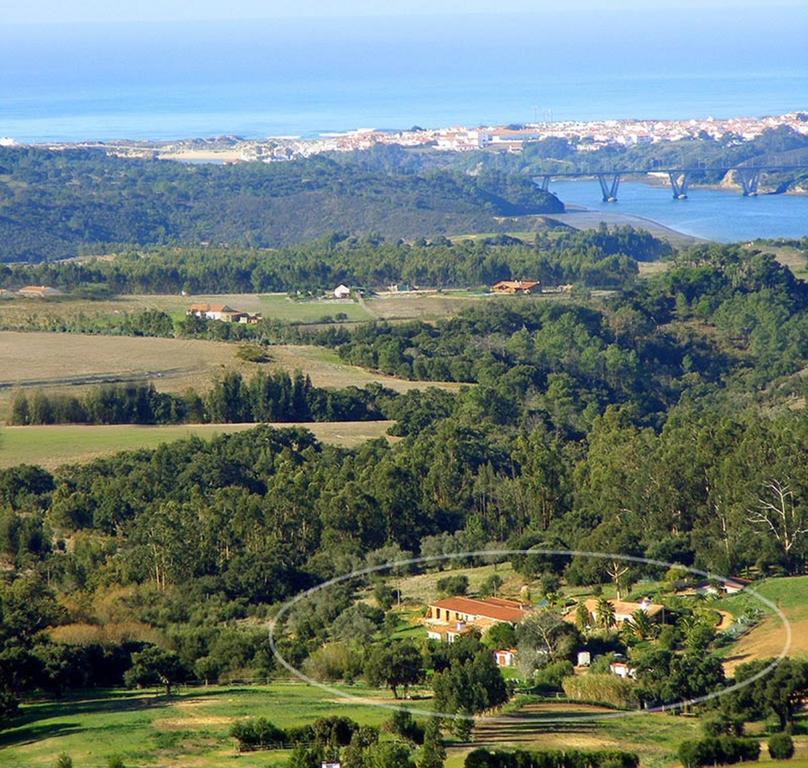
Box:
[0,368,194,390]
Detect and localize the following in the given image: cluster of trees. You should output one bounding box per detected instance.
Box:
[8,373,392,426]
[0,149,563,262]
[0,226,663,296]
[230,714,360,753]
[678,737,761,768]
[339,245,808,434]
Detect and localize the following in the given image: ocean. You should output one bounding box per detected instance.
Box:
[2,11,807,240]
[2,10,808,142]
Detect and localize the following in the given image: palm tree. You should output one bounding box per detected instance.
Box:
[596,596,615,630]
[628,609,655,641]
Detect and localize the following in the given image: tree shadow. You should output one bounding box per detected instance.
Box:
[0,721,81,748]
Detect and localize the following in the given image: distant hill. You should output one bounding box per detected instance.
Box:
[0,148,563,262]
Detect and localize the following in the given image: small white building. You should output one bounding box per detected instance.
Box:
[577,651,591,667]
[427,622,472,644]
[609,661,637,679]
[333,284,351,299]
[494,649,517,668]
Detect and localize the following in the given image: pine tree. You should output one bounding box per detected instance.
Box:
[419,717,446,768]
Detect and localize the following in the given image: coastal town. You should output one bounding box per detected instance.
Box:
[10,111,806,164]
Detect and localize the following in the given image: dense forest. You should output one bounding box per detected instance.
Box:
[0,240,806,727]
[337,244,808,427]
[0,148,563,262]
[0,226,667,295]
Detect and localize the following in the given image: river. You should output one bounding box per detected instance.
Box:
[550,180,808,242]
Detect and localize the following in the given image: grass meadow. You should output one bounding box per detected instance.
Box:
[0,421,395,469]
[4,681,804,768]
[0,331,462,414]
[717,576,808,671]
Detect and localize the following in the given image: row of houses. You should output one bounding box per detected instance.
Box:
[423,594,665,670]
[423,578,748,670]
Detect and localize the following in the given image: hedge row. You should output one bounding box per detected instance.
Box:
[678,736,761,768]
[230,715,361,752]
[465,748,640,768]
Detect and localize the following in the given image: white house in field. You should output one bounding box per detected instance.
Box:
[333,284,351,299]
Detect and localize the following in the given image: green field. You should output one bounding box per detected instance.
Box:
[716,576,808,670]
[0,331,462,415]
[0,421,395,469]
[5,682,802,768]
[258,294,373,323]
[0,683,390,768]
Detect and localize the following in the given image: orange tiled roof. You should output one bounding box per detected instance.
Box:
[430,596,531,623]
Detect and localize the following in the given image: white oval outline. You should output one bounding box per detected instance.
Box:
[268,550,792,723]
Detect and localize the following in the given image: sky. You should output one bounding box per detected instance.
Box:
[3,0,807,24]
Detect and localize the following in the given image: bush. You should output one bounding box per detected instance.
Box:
[384,708,424,744]
[562,674,639,709]
[533,660,574,692]
[436,574,469,596]
[301,641,364,683]
[678,737,760,768]
[768,733,795,760]
[230,716,362,753]
[236,344,272,363]
[229,718,286,752]
[701,713,745,737]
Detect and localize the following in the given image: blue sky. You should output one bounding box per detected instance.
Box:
[3,0,806,24]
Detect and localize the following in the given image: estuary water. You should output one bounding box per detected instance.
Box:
[551,181,808,242]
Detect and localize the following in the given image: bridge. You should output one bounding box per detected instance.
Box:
[533,165,808,202]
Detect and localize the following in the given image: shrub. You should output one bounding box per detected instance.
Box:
[562,674,639,709]
[678,736,760,768]
[301,641,363,683]
[533,660,574,692]
[768,733,795,760]
[436,574,469,596]
[236,344,271,363]
[229,718,286,752]
[384,708,424,744]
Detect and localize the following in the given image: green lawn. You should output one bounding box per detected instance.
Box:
[0,683,390,768]
[0,421,394,469]
[716,576,808,621]
[716,576,808,668]
[258,294,372,323]
[2,682,805,768]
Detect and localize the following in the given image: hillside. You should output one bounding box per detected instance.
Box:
[0,149,563,262]
[720,576,808,671]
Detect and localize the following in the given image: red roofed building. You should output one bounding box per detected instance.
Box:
[186,303,261,324]
[425,596,531,642]
[491,280,540,295]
